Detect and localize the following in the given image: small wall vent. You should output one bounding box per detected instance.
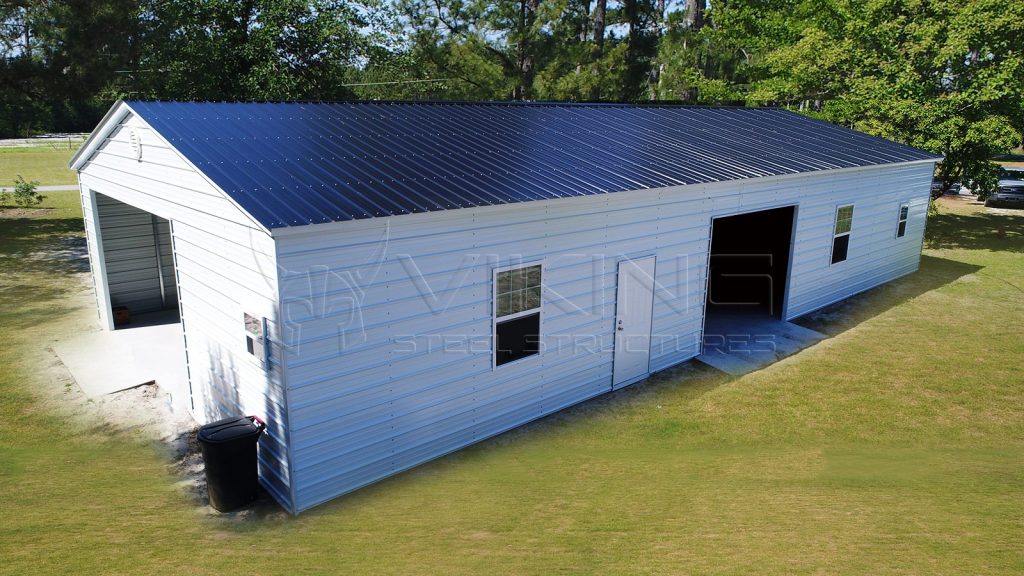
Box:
[128,128,142,161]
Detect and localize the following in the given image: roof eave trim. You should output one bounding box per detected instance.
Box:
[69,100,130,171]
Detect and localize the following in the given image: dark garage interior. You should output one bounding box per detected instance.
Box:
[94,193,181,329]
[705,206,796,320]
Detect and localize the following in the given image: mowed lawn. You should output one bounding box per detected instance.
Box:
[0,192,1022,575]
[0,145,79,186]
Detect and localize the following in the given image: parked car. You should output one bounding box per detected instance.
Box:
[985,180,1024,208]
[930,178,961,198]
[998,166,1024,182]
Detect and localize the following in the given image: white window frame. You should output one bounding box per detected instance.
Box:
[831,204,854,265]
[492,261,544,369]
[895,202,910,238]
[243,312,271,371]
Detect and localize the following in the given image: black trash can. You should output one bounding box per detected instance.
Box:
[197,415,266,512]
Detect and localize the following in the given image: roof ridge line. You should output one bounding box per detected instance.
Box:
[122,99,771,110]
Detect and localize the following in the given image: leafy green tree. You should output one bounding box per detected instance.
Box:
[0,1,142,136]
[397,0,556,100]
[135,0,370,101]
[657,0,1021,194]
[656,2,746,103]
[745,0,1023,196]
[615,0,660,100]
[532,0,625,101]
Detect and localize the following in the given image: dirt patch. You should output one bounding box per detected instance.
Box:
[0,207,56,218]
[46,323,285,519]
[43,340,199,478]
[25,235,90,272]
[935,194,983,208]
[37,266,284,519]
[935,194,1024,216]
[792,301,859,335]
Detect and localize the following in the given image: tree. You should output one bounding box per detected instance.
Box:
[655,0,750,103]
[658,0,1023,192]
[617,0,660,100]
[533,0,623,101]
[747,0,1024,195]
[11,175,44,208]
[0,0,143,137]
[398,0,556,100]
[592,0,606,64]
[134,0,370,101]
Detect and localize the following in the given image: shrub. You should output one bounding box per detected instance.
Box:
[12,175,44,208]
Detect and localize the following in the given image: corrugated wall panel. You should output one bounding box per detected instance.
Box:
[80,188,114,329]
[277,159,935,512]
[95,194,177,314]
[78,112,294,512]
[784,163,934,318]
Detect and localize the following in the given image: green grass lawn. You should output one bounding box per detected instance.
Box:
[0,145,80,186]
[0,193,1021,575]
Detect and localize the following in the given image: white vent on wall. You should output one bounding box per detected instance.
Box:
[128,128,142,161]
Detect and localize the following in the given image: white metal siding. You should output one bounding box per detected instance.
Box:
[275,195,702,512]
[783,163,934,317]
[77,112,295,512]
[276,160,934,512]
[81,188,114,330]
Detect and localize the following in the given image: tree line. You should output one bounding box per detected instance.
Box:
[2,0,1022,191]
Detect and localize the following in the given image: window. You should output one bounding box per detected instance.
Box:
[244,312,269,370]
[494,264,542,366]
[244,313,262,355]
[896,203,909,238]
[831,205,854,264]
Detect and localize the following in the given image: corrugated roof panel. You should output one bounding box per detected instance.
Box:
[124,100,941,229]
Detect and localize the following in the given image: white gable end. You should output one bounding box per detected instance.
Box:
[74,102,266,234]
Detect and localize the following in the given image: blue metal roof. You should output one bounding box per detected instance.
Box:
[124,100,941,229]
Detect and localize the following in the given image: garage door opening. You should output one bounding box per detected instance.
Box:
[57,191,193,414]
[705,206,795,321]
[95,193,180,329]
[699,206,815,374]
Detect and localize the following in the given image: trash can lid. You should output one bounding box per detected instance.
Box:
[198,416,264,444]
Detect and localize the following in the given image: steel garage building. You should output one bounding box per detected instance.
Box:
[71,101,941,513]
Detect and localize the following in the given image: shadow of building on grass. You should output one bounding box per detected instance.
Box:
[792,255,984,337]
[925,210,1023,254]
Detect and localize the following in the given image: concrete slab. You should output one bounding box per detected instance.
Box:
[53,315,191,414]
[697,309,826,376]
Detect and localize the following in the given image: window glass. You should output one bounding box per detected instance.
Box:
[831,235,850,264]
[495,264,541,318]
[834,205,854,235]
[494,264,542,366]
[832,205,854,264]
[896,203,909,238]
[495,312,540,366]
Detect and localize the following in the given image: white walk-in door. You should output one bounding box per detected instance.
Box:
[612,255,656,388]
